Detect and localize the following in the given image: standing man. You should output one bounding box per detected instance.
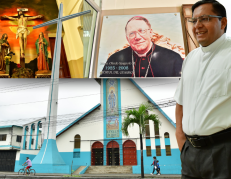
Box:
[0,33,10,73]
[22,157,32,175]
[3,10,42,58]
[174,0,230,179]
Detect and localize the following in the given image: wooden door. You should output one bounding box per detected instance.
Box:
[49,37,71,78]
[91,141,103,165]
[123,140,137,165]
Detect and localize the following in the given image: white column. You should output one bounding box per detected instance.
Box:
[27,125,32,150]
[33,122,38,150]
[21,126,26,149]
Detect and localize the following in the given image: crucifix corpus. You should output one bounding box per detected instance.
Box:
[3,8,42,66]
[31,3,90,167]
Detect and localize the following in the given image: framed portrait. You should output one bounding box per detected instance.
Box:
[94,13,186,78]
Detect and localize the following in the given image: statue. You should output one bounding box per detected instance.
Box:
[0,33,10,73]
[3,10,42,58]
[108,90,116,113]
[35,32,49,72]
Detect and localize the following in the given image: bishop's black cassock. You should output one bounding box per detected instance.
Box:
[100,43,183,77]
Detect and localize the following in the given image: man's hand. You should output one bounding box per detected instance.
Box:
[176,128,186,151]
[38,15,42,18]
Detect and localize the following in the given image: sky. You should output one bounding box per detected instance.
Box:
[0,78,178,133]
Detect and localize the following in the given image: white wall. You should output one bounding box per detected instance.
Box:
[0,127,23,150]
[120,80,178,150]
[12,127,23,148]
[149,110,178,149]
[57,107,104,152]
[57,79,178,153]
[0,128,11,147]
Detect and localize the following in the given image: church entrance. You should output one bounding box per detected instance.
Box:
[107,141,120,166]
[91,141,103,165]
[123,140,137,165]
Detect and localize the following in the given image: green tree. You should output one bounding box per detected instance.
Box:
[121,103,160,178]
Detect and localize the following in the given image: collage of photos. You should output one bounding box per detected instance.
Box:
[0,0,231,178]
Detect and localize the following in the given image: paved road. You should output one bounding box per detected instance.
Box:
[0,172,181,179]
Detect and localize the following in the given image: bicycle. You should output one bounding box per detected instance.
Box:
[18,165,36,176]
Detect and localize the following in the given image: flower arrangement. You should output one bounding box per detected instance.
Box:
[4,56,12,65]
[12,64,34,78]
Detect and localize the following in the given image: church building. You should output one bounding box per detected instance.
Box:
[13,79,181,174]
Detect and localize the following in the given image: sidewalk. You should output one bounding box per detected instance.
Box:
[0,172,181,179]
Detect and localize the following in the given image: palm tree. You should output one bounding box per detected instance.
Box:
[121,103,159,178]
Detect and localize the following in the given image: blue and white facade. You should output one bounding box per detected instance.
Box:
[11,79,181,174]
[55,79,181,174]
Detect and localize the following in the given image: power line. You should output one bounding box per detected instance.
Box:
[0,82,177,107]
[0,79,75,93]
[0,99,176,127]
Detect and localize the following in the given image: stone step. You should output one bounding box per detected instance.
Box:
[73,166,86,174]
[85,166,133,174]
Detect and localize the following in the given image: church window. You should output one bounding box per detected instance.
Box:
[145,119,151,156]
[154,122,161,156]
[31,139,34,145]
[0,134,7,141]
[156,146,161,156]
[164,132,171,156]
[165,146,171,156]
[74,135,81,149]
[145,120,150,139]
[146,146,152,156]
[154,123,160,138]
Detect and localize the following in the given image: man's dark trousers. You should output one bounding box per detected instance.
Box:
[181,138,231,179]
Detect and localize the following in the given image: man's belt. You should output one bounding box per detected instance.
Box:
[186,128,231,148]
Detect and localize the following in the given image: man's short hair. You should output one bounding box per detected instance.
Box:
[26,157,29,159]
[125,16,151,32]
[192,0,227,33]
[153,156,156,159]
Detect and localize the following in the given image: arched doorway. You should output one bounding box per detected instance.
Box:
[107,141,120,166]
[91,142,103,165]
[123,140,137,165]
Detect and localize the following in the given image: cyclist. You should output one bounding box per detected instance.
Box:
[22,157,32,175]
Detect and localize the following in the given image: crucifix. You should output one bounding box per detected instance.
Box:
[31,3,90,167]
[2,8,43,67]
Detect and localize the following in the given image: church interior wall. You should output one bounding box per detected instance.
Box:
[102,0,198,10]
[56,0,84,78]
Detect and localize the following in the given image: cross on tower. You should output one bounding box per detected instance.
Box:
[31,3,90,169]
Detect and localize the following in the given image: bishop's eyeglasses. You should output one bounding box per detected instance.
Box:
[188,15,223,25]
[128,29,150,38]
